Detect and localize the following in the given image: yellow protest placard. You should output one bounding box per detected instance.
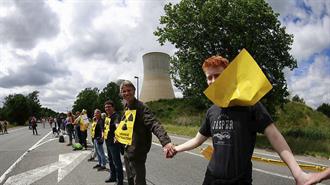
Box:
[115,110,136,145]
[204,48,272,107]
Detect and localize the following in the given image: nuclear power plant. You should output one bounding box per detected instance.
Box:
[140,52,175,102]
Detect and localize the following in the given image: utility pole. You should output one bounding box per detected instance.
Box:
[134,76,139,101]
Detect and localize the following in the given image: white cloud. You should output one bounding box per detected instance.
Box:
[0,0,328,112]
[268,0,330,62]
[0,0,60,49]
[286,14,330,61]
[0,51,70,88]
[268,0,330,108]
[287,54,330,108]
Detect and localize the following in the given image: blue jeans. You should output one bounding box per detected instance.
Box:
[106,142,124,183]
[94,139,106,166]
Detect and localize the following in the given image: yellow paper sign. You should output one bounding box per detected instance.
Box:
[204,48,273,107]
[90,121,96,138]
[115,110,136,145]
[103,117,111,140]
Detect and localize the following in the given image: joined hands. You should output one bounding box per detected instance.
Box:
[163,143,177,158]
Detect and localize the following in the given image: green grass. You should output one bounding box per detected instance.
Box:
[256,135,330,158]
[148,99,330,158]
[163,124,199,137]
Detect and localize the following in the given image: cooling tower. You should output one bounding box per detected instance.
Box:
[140,52,175,102]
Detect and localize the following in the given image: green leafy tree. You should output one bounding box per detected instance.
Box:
[0,107,5,120]
[72,88,99,118]
[26,91,42,118]
[98,82,123,112]
[317,103,330,118]
[292,94,305,104]
[39,107,57,118]
[2,94,30,125]
[154,0,296,116]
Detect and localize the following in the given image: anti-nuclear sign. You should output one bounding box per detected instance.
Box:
[115,110,136,145]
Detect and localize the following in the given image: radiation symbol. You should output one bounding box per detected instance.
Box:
[122,120,128,130]
[115,110,136,145]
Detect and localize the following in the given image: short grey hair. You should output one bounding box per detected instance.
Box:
[120,80,136,91]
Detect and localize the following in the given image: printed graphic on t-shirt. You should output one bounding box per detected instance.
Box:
[212,113,235,146]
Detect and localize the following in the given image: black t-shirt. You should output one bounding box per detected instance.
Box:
[106,112,120,144]
[94,118,104,139]
[199,102,273,181]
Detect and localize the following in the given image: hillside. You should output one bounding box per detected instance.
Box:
[146,98,330,157]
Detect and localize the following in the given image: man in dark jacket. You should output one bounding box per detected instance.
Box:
[118,80,175,185]
[104,100,124,185]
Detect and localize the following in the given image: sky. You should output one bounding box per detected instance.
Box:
[0,0,329,113]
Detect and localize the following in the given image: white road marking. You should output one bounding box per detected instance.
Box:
[252,167,293,180]
[253,151,329,167]
[34,138,58,149]
[169,135,213,146]
[152,141,324,183]
[252,168,326,185]
[57,151,90,182]
[4,151,90,185]
[0,131,52,184]
[169,134,330,165]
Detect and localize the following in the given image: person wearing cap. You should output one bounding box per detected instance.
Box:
[168,55,311,185]
[119,80,175,185]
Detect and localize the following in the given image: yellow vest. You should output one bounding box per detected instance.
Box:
[90,121,97,138]
[103,117,111,140]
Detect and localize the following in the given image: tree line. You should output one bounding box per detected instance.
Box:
[0,82,123,125]
[71,82,123,118]
[0,91,56,125]
[1,83,328,126]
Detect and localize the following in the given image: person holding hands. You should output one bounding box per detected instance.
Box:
[168,55,311,185]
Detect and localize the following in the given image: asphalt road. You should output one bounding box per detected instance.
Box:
[0,124,329,185]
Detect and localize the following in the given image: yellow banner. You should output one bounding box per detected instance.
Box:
[204,48,273,107]
[90,121,96,138]
[103,117,111,140]
[115,110,136,145]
